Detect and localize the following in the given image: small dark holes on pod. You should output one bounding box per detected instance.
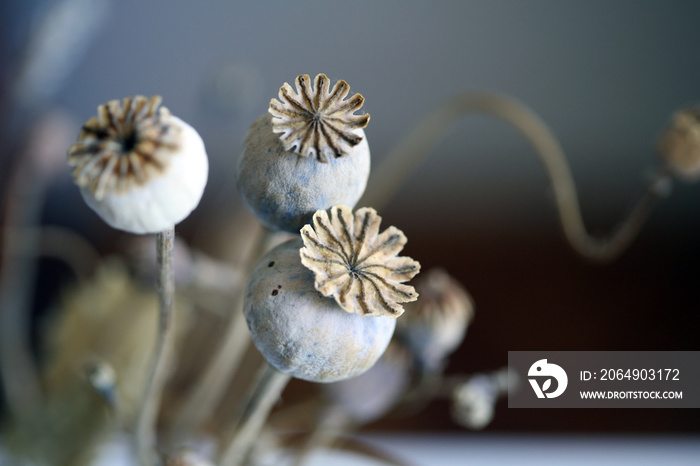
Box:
[268,261,275,267]
[271,289,279,296]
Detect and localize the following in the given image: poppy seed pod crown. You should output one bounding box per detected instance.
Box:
[236,74,370,233]
[244,238,396,383]
[244,205,420,383]
[68,95,208,234]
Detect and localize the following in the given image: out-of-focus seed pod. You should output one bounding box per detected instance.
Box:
[396,268,474,371]
[658,105,700,180]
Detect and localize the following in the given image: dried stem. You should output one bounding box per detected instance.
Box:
[169,229,277,439]
[292,404,352,466]
[362,92,670,262]
[218,363,291,466]
[33,225,101,282]
[0,110,94,422]
[0,222,43,422]
[0,133,53,421]
[135,227,176,466]
[168,294,249,438]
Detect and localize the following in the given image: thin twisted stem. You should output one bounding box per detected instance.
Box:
[362,92,670,262]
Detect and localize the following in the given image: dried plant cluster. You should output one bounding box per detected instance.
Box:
[1,61,693,466]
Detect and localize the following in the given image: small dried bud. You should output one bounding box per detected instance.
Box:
[451,374,497,430]
[68,95,208,234]
[300,205,420,318]
[451,368,511,430]
[397,268,473,370]
[659,106,700,180]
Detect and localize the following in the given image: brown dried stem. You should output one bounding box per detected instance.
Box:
[362,92,670,263]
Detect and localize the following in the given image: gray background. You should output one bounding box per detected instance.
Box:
[4,0,699,230]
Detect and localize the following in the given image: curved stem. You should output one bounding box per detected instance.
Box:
[0,110,95,421]
[34,225,101,282]
[135,227,176,466]
[362,92,670,262]
[0,140,49,422]
[218,363,291,466]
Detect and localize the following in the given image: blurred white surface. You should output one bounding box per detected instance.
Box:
[3,431,699,465]
[298,433,700,466]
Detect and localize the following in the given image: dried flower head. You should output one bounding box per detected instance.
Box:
[402,268,474,327]
[397,268,474,369]
[268,73,370,162]
[659,105,700,180]
[451,374,497,430]
[300,205,420,318]
[68,96,180,200]
[66,95,208,234]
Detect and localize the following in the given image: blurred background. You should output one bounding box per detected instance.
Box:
[1,0,699,445]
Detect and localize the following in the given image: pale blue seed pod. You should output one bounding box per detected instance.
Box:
[236,74,370,233]
[68,96,208,234]
[244,238,395,383]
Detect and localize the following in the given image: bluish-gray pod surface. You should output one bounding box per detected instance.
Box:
[236,114,370,233]
[244,238,395,383]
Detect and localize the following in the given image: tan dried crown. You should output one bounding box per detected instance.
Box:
[268,73,370,162]
[300,205,420,318]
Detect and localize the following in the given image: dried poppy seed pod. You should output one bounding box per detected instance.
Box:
[68,95,208,234]
[237,74,370,232]
[396,268,474,371]
[658,105,700,180]
[244,238,396,383]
